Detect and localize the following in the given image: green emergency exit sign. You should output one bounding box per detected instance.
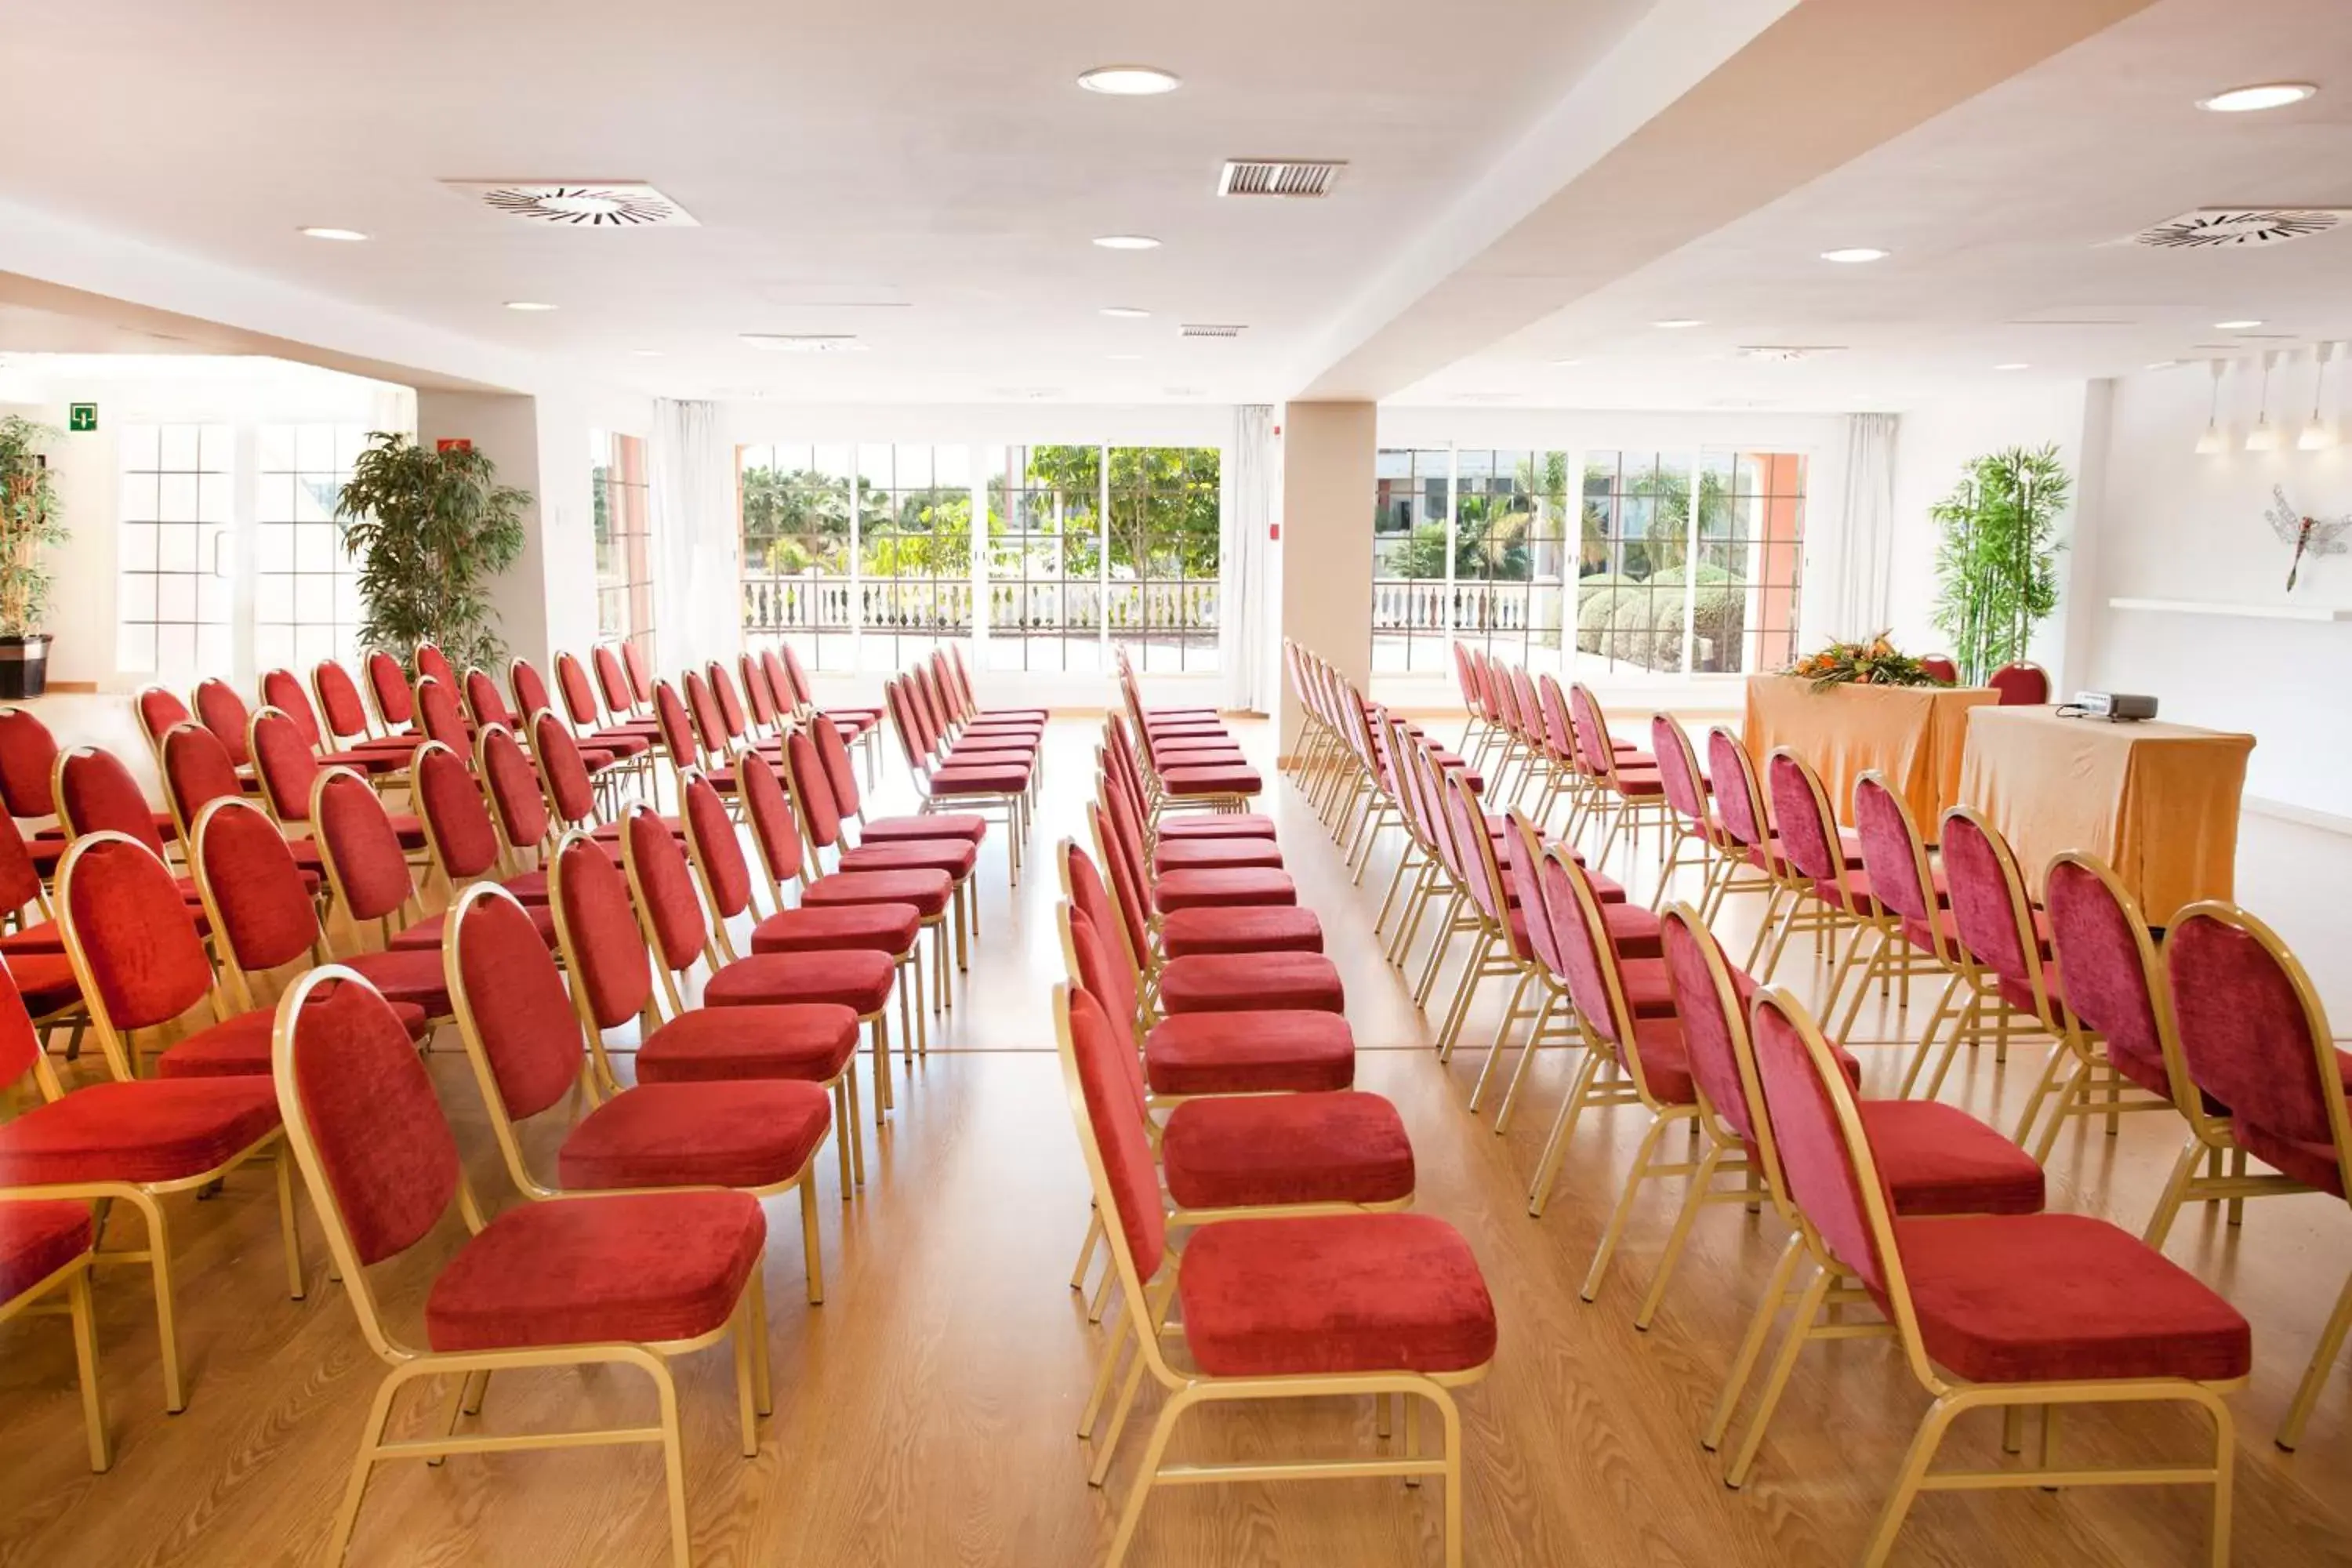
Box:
[67,403,97,433]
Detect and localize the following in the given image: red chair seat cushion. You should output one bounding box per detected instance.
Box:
[157,998,431,1077]
[1602,902,1664,960]
[1620,1016,1694,1103]
[1152,867,1296,914]
[557,1080,832,1191]
[1606,769,1665,798]
[943,742,1036,766]
[1155,813,1277,842]
[1161,1091,1413,1211]
[0,1077,281,1184]
[392,902,561,952]
[1143,1010,1355,1096]
[424,1190,765,1353]
[4,954,82,1018]
[1178,1213,1497,1377]
[752,902,921,957]
[1159,953,1345,1016]
[837,840,977,880]
[342,948,457,1018]
[930,765,1031,794]
[1153,838,1285,873]
[0,920,64,956]
[324,747,410,777]
[590,815,685,843]
[1890,1213,2251,1384]
[800,869,952,918]
[1860,1100,2048,1216]
[1610,956,1682,1019]
[703,950,896,1015]
[586,729,653,759]
[491,869,551,904]
[0,1200,93,1300]
[1160,764,1262,797]
[1159,904,1323,960]
[635,1004,862,1084]
[858,813,985,844]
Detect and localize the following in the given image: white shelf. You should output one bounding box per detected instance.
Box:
[2107,597,2352,622]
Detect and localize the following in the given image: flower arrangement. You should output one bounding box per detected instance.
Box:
[1785,632,1944,693]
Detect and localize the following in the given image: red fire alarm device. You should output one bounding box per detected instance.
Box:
[1269,523,1281,541]
[436,437,473,454]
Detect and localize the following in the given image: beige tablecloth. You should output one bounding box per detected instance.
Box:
[1743,675,1999,830]
[1957,706,2253,925]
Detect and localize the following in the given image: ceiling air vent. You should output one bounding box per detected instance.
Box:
[1180,323,1247,339]
[1218,159,1347,199]
[445,181,699,227]
[741,334,864,354]
[1740,345,1844,362]
[2132,208,2346,249]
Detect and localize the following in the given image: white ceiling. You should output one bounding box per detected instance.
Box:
[0,0,1657,405]
[1392,0,2352,412]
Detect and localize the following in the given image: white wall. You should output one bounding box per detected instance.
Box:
[2074,358,2352,820]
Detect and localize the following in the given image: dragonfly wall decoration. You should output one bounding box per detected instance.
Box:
[2265,485,2352,592]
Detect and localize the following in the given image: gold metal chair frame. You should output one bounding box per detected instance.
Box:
[1478,813,1588,1132]
[1900,804,2063,1103]
[307,764,443,958]
[1571,684,1676,881]
[0,1242,108,1470]
[884,677,1029,886]
[782,739,971,993]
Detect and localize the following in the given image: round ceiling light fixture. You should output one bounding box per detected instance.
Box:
[1820,247,1889,263]
[2197,82,2318,113]
[2214,318,2265,330]
[1078,64,1181,96]
[1653,318,1704,329]
[1106,353,1143,361]
[504,300,557,311]
[1093,234,1161,250]
[1994,362,2030,371]
[1099,306,1152,318]
[299,226,368,241]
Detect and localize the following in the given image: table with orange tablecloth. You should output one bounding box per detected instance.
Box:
[1956,706,2253,926]
[1743,675,2000,830]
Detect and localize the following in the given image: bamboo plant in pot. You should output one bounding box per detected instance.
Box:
[0,416,67,699]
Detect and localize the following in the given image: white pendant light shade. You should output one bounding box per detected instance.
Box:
[2245,352,2281,451]
[2299,343,2339,450]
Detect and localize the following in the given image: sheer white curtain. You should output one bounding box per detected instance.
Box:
[1221,405,1276,712]
[1824,412,1900,640]
[648,397,738,677]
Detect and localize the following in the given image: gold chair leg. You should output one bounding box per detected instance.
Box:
[1527,1050,1603,1216]
[1634,1142,1723,1330]
[1857,1394,1965,1568]
[2278,1265,2352,1450]
[1579,1112,1678,1304]
[2141,1135,2204,1248]
[1703,1232,1806,1451]
[68,1269,110,1472]
[800,1170,823,1305]
[1724,1264,1834,1487]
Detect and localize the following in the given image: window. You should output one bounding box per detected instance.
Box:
[1698,449,1806,674]
[116,423,234,678]
[1579,451,1694,676]
[1371,447,1451,673]
[858,445,973,672]
[253,423,367,673]
[1455,449,1570,667]
[1107,446,1220,673]
[987,445,1102,673]
[593,431,655,663]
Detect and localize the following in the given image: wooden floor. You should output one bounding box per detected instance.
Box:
[7,713,2352,1567]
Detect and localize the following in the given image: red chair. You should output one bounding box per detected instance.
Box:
[159,721,328,887]
[193,677,256,767]
[261,667,406,775]
[1914,653,1955,684]
[49,739,182,853]
[1930,806,2067,1116]
[2166,901,2352,1450]
[249,706,430,855]
[1052,978,1494,1567]
[448,882,836,1272]
[1989,659,2049,706]
[312,658,407,751]
[767,646,880,781]
[1704,727,1793,944]
[412,673,474,753]
[310,767,557,955]
[270,966,770,1568]
[1759,749,1879,1006]
[20,874,296,1412]
[133,684,193,767]
[620,639,656,711]
[1845,771,1965,1050]
[0,1195,108,1469]
[592,642,645,724]
[784,727,977,967]
[553,648,662,760]
[880,678,1030,873]
[361,650,419,739]
[0,809,60,956]
[809,711,989,855]
[1737,984,2245,1562]
[413,641,457,690]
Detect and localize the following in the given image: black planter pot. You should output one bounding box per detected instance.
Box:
[0,634,52,699]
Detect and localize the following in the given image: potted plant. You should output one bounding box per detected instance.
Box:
[336,433,529,673]
[1930,444,2068,684]
[0,415,67,699]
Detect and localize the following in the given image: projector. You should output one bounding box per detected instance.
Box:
[2071,691,2159,722]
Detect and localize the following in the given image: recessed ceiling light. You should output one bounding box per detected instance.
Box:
[740,333,866,354]
[2214,318,2264,330]
[1107,353,1143,361]
[1994,362,2030,371]
[2198,82,2318,113]
[1820,247,1889,263]
[1077,65,1181,96]
[632,349,664,358]
[299,227,368,242]
[1094,234,1161,250]
[1099,306,1151,319]
[1550,358,1583,366]
[1653,318,1704,329]
[504,300,557,311]
[2146,359,2180,370]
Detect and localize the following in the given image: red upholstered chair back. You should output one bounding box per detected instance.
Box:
[0,810,40,916]
[622,804,710,971]
[314,768,417,922]
[414,741,502,880]
[1085,798,1153,969]
[509,659,554,724]
[414,643,457,691]
[195,797,318,975]
[2167,905,2351,1195]
[280,971,462,1267]
[0,708,60,820]
[194,679,253,767]
[527,712,596,832]
[0,958,45,1090]
[882,680,927,771]
[1989,661,2049,706]
[784,730,846,851]
[738,750,809,887]
[1059,985,1167,1283]
[622,640,655,707]
[488,723,556,848]
[56,747,165,852]
[137,686,193,753]
[415,676,470,752]
[1568,683,1615,777]
[1650,713,1708,826]
[1661,906,1759,1142]
[593,644,634,716]
[1063,906,1142,1041]
[947,644,980,717]
[2045,854,2177,1102]
[812,715,863,819]
[555,652,604,730]
[1853,773,1936,927]
[760,649,800,719]
[1749,989,1893,1294]
[1766,750,1842,886]
[261,669,325,749]
[1508,666,1544,747]
[162,723,243,837]
[451,886,583,1123]
[1468,650,1502,723]
[1939,808,2039,989]
[652,681,697,768]
[681,772,755,921]
[314,660,376,742]
[58,833,213,1031]
[1486,662,1522,739]
[463,668,515,730]
[1534,842,1628,1051]
[1918,655,1958,686]
[1708,727,1770,851]
[908,667,949,746]
[739,653,779,730]
[706,662,750,743]
[553,833,655,1028]
[365,651,414,728]
[777,645,817,712]
[1450,641,1479,713]
[250,708,322,822]
[1504,812,1569,979]
[1443,768,1508,925]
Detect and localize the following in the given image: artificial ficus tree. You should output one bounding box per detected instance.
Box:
[336,433,530,673]
[0,415,67,637]
[1930,443,2069,685]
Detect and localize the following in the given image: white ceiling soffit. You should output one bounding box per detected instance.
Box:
[1297,0,2164,402]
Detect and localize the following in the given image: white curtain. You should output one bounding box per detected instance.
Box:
[648,398,737,677]
[1826,412,1900,640]
[1221,405,1276,711]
